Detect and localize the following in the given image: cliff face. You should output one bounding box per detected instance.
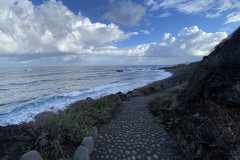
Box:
[180,27,240,108]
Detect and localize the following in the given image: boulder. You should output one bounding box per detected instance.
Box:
[19,150,43,160]
[117,92,127,101]
[73,146,89,160]
[39,138,48,148]
[86,97,94,103]
[115,70,124,72]
[81,136,94,154]
[90,126,98,141]
[34,112,56,123]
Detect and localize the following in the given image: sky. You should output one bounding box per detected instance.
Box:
[0,0,240,66]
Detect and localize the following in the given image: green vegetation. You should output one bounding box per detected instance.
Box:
[198,116,207,122]
[148,86,240,160]
[234,84,240,92]
[162,105,172,111]
[148,87,184,130]
[170,88,182,95]
[11,96,120,160]
[137,86,163,95]
[154,116,163,124]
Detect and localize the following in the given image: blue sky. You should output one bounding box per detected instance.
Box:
[0,0,239,66]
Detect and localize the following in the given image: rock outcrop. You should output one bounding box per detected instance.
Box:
[34,112,56,123]
[179,27,240,108]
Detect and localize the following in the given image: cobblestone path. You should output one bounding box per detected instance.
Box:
[91,87,184,160]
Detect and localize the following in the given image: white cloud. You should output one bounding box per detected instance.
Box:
[0,0,136,56]
[174,0,215,14]
[146,0,240,12]
[144,0,158,7]
[143,26,227,57]
[205,12,221,18]
[140,30,150,35]
[102,0,146,26]
[144,0,240,23]
[0,0,228,66]
[77,26,227,59]
[225,11,240,24]
[74,25,227,64]
[99,26,226,59]
[157,12,171,18]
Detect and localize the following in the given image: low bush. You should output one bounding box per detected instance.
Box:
[137,86,163,95]
[148,91,240,160]
[1,95,120,160]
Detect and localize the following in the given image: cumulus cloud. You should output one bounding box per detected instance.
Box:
[98,26,226,59]
[0,0,136,56]
[140,26,227,57]
[78,25,227,64]
[102,0,146,26]
[144,0,240,23]
[0,1,228,65]
[78,26,227,59]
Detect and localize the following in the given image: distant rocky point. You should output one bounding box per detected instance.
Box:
[115,69,124,72]
[24,68,32,72]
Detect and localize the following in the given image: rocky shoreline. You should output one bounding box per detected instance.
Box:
[0,91,126,159]
[0,62,198,160]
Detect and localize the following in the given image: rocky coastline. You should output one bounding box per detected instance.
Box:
[0,62,197,160]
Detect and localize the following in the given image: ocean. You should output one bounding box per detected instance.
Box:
[0,66,171,126]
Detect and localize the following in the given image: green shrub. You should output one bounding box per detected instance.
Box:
[137,86,163,95]
[18,96,119,159]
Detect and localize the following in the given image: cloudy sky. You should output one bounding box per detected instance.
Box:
[0,0,239,66]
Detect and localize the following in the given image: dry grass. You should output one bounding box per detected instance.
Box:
[148,91,240,160]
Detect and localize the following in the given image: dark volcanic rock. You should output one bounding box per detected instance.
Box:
[34,111,56,123]
[180,27,240,108]
[86,97,94,103]
[115,69,124,72]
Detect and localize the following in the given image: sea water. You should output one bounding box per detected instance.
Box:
[0,66,171,126]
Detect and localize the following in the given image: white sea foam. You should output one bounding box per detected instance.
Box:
[0,70,171,126]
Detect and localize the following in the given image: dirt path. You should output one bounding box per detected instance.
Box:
[91,84,185,160]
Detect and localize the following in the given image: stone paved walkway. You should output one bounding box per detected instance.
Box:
[91,87,185,160]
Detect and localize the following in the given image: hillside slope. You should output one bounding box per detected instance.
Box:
[174,27,240,159]
[180,27,240,107]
